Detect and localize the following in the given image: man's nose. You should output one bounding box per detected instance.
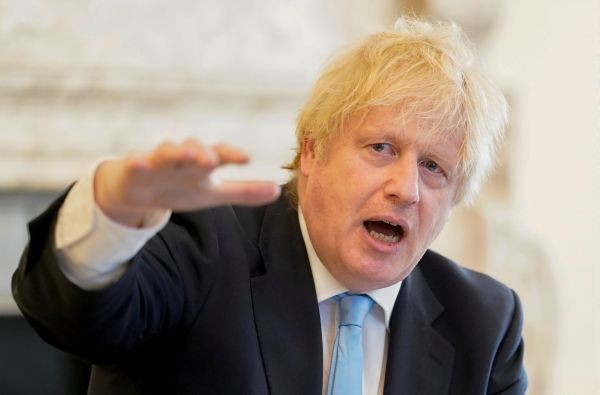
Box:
[383,154,420,206]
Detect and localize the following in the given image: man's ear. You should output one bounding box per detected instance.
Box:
[300,138,316,176]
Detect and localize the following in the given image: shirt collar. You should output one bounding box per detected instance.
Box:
[298,208,402,329]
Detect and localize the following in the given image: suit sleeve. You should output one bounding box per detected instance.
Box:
[12,196,217,365]
[488,290,528,394]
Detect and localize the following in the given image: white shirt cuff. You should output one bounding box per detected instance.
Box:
[54,168,171,290]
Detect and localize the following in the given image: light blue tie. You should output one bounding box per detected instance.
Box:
[327,293,374,395]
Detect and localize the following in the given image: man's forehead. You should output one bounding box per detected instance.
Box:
[348,107,465,149]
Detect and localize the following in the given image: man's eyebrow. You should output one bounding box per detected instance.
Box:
[423,143,462,169]
[359,123,407,138]
[354,132,399,146]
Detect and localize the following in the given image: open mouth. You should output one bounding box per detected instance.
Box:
[363,220,404,244]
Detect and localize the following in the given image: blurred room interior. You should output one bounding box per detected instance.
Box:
[0,0,598,393]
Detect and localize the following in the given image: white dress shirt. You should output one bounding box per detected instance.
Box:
[298,210,401,395]
[54,173,402,395]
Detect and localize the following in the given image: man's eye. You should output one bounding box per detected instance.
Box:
[371,143,394,155]
[420,159,442,173]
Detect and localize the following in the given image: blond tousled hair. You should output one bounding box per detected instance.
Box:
[284,16,508,205]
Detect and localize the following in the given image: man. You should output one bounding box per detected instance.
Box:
[13,17,527,394]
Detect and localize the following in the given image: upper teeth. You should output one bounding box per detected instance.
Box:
[382,220,398,226]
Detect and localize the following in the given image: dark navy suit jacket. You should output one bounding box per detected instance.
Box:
[13,191,527,394]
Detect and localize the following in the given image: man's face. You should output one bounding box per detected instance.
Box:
[298,107,463,291]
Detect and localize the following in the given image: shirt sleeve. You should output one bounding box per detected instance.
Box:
[54,169,171,290]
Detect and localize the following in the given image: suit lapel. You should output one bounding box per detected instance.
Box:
[250,196,323,395]
[384,260,455,395]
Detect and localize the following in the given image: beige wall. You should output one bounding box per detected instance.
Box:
[486,1,599,393]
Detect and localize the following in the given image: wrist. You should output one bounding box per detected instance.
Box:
[93,159,148,228]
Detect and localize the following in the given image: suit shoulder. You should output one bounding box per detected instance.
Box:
[418,250,519,321]
[231,191,296,245]
[168,202,268,237]
[169,185,293,247]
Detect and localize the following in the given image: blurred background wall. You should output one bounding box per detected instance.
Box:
[0,0,598,393]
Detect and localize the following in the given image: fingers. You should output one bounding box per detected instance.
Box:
[211,143,249,166]
[213,180,281,206]
[184,141,250,168]
[181,139,220,168]
[146,140,249,172]
[111,138,280,211]
[148,141,211,169]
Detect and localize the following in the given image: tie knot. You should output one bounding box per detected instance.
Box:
[338,293,374,327]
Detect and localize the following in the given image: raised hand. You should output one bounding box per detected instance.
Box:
[94,139,281,227]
